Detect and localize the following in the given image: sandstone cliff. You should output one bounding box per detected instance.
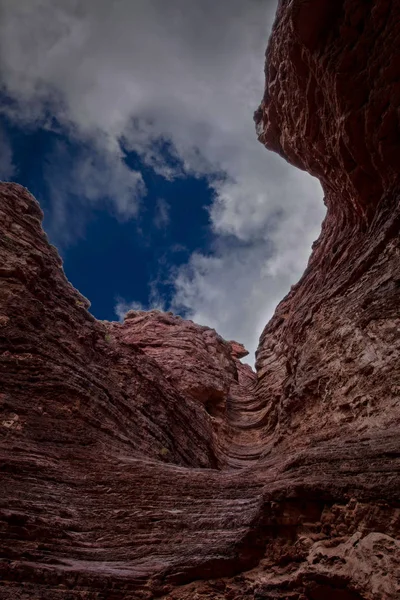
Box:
[1,0,400,598]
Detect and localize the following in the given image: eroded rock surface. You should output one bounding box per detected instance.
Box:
[108,311,264,468]
[1,0,400,598]
[254,0,400,461]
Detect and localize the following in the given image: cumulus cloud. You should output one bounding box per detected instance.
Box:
[173,172,323,363]
[0,0,325,360]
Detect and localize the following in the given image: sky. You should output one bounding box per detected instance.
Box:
[0,0,325,364]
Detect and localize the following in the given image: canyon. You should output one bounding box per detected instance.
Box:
[1,0,400,598]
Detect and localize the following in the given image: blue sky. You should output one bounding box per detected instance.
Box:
[0,0,324,362]
[0,109,215,321]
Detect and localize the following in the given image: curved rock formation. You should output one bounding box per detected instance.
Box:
[1,0,400,598]
[107,311,265,469]
[254,0,400,459]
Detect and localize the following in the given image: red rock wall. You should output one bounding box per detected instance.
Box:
[108,310,267,469]
[1,0,400,598]
[254,0,400,460]
[0,184,268,597]
[256,0,400,219]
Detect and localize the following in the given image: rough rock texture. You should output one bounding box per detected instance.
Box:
[1,0,400,598]
[254,0,400,459]
[107,312,263,468]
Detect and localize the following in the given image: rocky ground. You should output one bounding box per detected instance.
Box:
[1,0,400,598]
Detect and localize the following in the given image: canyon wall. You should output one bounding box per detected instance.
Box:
[1,0,400,598]
[254,0,400,462]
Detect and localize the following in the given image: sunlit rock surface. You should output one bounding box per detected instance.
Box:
[1,0,400,598]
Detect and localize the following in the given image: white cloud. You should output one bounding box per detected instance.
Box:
[173,171,324,363]
[114,298,145,322]
[154,198,170,230]
[115,293,165,322]
[39,138,145,245]
[0,0,325,359]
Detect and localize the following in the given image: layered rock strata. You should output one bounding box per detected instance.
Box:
[254,0,400,458]
[108,311,264,468]
[1,0,400,598]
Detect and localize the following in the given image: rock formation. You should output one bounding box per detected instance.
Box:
[1,0,400,598]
